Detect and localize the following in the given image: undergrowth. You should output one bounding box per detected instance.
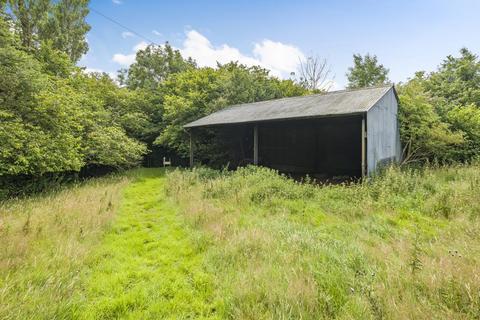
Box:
[0,174,129,319]
[166,164,480,319]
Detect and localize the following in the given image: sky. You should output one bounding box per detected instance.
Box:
[81,0,480,89]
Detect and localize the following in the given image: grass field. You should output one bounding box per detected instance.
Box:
[1,165,479,319]
[166,165,480,319]
[0,173,130,319]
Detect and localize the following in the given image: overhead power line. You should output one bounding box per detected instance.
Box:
[89,7,160,46]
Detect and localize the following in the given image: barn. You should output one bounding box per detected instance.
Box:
[184,85,402,178]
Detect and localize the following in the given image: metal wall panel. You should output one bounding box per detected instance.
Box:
[366,88,402,174]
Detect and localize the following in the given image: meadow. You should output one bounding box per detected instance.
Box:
[166,164,480,319]
[0,165,479,319]
[0,173,129,319]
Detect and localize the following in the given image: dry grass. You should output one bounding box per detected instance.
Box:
[0,175,129,319]
[166,164,480,319]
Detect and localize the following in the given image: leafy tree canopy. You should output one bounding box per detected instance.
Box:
[6,0,90,62]
[398,48,480,163]
[346,53,390,88]
[425,48,480,108]
[120,43,196,90]
[6,0,50,49]
[397,75,463,163]
[0,15,146,177]
[44,0,90,62]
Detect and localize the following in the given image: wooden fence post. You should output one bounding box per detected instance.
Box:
[361,116,366,177]
[253,124,258,165]
[189,131,194,168]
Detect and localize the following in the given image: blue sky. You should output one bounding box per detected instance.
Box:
[81,0,480,89]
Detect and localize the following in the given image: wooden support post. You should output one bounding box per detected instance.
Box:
[361,116,366,177]
[253,124,258,165]
[189,131,194,168]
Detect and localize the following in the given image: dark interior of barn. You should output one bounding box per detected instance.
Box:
[212,115,363,179]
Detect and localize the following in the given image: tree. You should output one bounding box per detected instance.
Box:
[6,0,50,49]
[0,8,15,47]
[122,43,196,90]
[296,55,333,91]
[446,105,480,161]
[44,0,90,62]
[0,10,145,197]
[0,40,146,177]
[35,40,76,77]
[408,48,480,162]
[425,48,480,109]
[113,43,196,162]
[397,75,463,163]
[0,45,84,175]
[68,72,148,168]
[76,72,161,144]
[6,0,90,62]
[346,53,390,88]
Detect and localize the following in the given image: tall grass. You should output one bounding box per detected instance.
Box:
[166,164,480,319]
[0,174,129,319]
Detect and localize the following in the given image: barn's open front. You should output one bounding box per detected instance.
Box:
[185,85,402,177]
[258,116,363,177]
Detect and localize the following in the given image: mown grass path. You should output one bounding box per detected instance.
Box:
[79,169,218,319]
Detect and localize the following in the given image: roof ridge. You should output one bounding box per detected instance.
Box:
[322,84,393,95]
[218,84,392,112]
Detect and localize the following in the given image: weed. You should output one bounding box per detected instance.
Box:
[0,174,129,319]
[167,163,480,319]
[409,227,423,275]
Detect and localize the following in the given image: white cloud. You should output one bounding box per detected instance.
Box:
[112,53,135,66]
[111,29,335,87]
[112,0,122,4]
[253,40,305,76]
[83,67,103,74]
[179,30,305,78]
[112,41,149,66]
[180,30,260,70]
[152,30,162,37]
[121,31,134,38]
[83,67,116,80]
[133,41,148,51]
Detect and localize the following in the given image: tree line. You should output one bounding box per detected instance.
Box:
[1,0,480,197]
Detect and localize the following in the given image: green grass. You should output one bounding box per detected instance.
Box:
[78,168,218,319]
[2,165,480,319]
[0,173,129,319]
[0,168,218,319]
[166,164,480,319]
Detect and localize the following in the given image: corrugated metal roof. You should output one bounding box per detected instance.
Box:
[184,85,394,128]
